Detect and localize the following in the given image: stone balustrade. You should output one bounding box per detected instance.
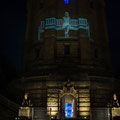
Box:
[38,18,90,40]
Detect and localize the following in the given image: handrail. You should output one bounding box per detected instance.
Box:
[0,94,19,112]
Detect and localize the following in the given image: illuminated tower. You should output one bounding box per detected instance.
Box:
[20,0,113,120]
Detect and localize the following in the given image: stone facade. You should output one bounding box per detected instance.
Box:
[18,0,114,120]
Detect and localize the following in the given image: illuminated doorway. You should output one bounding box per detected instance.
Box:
[61,95,77,118]
[65,103,72,117]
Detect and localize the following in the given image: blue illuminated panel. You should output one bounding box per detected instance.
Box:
[64,0,69,4]
[65,103,72,117]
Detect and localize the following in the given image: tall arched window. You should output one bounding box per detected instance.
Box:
[64,0,69,4]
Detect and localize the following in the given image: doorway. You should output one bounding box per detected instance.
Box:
[60,95,77,118]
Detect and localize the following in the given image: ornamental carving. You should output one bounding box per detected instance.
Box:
[59,80,77,98]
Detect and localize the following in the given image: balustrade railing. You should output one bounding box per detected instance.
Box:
[38,18,90,40]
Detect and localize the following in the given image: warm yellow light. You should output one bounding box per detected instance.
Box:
[47,111,58,116]
[79,103,90,107]
[112,107,120,110]
[79,98,90,102]
[79,112,90,116]
[112,108,120,117]
[24,93,28,100]
[19,107,31,118]
[47,107,58,111]
[113,94,117,100]
[47,102,58,107]
[79,89,89,93]
[47,98,58,102]
[47,96,59,116]
[47,94,58,97]
[79,94,90,97]
[79,107,90,111]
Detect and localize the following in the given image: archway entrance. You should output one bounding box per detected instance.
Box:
[61,95,77,118]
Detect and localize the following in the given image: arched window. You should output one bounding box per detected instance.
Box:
[64,0,69,4]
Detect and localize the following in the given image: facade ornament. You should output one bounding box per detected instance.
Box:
[62,12,71,38]
[18,93,33,119]
[107,93,120,108]
[38,12,90,40]
[60,80,77,98]
[22,93,32,107]
[113,93,120,107]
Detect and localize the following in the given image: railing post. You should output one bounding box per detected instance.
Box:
[38,28,40,40]
[88,24,90,37]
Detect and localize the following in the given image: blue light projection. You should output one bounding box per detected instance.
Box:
[64,0,69,4]
[62,12,70,38]
[38,12,90,40]
[65,103,72,117]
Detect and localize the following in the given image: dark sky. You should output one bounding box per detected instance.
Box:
[106,0,120,71]
[0,0,26,72]
[0,0,120,72]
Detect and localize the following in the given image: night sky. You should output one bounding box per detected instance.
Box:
[0,0,120,72]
